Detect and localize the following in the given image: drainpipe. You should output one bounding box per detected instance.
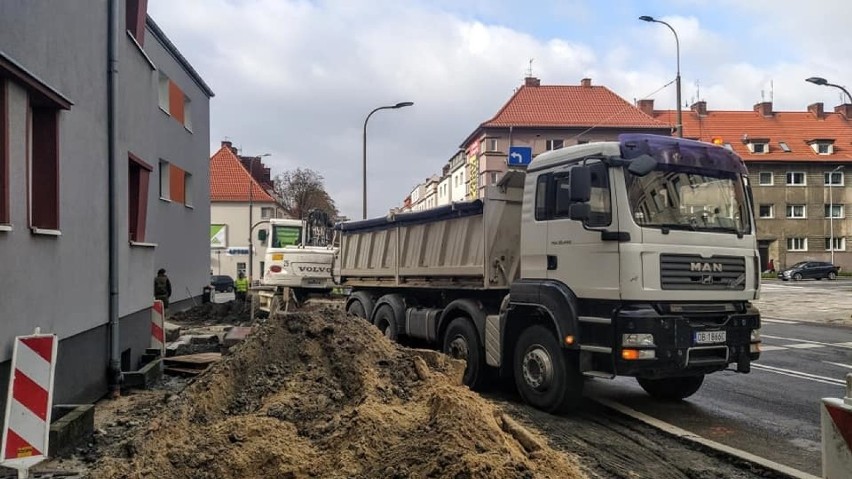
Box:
[107,0,122,397]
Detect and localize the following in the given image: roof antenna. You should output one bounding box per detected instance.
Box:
[695,80,700,102]
[526,58,534,77]
[760,89,765,102]
[770,80,774,102]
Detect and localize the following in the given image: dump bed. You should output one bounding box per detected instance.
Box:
[336,179,523,289]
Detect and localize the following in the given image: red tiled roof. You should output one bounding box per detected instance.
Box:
[484,84,668,129]
[210,145,277,202]
[654,105,852,162]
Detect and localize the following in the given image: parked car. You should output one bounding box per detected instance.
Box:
[778,261,840,281]
[210,274,235,292]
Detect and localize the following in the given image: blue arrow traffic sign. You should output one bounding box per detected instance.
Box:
[507,146,532,166]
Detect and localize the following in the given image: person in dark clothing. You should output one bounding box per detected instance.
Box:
[154,268,172,310]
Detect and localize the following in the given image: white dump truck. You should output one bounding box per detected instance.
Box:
[337,134,762,412]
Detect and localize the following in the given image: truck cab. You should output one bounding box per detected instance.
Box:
[261,218,337,291]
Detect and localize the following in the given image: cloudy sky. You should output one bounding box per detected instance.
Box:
[149,0,852,219]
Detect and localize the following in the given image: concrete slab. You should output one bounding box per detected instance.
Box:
[222,326,254,350]
[49,404,95,458]
[163,321,182,342]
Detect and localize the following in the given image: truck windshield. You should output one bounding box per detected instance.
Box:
[271,225,302,247]
[625,167,751,234]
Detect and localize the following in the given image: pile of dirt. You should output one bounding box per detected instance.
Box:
[168,301,251,326]
[89,308,585,479]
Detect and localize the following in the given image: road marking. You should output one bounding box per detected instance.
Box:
[784,343,824,349]
[751,364,847,386]
[761,284,805,290]
[761,318,800,325]
[758,345,787,352]
[761,335,852,350]
[823,361,852,370]
[594,398,820,479]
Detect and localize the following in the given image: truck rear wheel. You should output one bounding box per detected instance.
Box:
[636,375,704,401]
[372,305,398,341]
[513,325,583,414]
[442,317,487,389]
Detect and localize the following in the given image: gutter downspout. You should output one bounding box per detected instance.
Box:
[107,0,122,397]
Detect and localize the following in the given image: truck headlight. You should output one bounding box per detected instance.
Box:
[750,329,761,342]
[622,333,655,347]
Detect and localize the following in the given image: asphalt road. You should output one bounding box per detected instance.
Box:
[584,280,852,476]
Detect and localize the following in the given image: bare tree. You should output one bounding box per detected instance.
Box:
[273,168,338,220]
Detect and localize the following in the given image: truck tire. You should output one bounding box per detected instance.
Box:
[372,305,398,341]
[442,317,487,389]
[347,300,367,319]
[636,375,704,401]
[513,325,583,414]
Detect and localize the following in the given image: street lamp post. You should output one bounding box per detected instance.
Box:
[362,101,414,219]
[248,153,270,283]
[806,77,852,104]
[830,165,845,265]
[640,15,682,138]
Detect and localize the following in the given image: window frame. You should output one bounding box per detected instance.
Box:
[758,172,773,186]
[546,139,564,151]
[158,160,170,201]
[29,105,60,232]
[785,171,806,186]
[787,237,807,251]
[825,171,844,186]
[157,71,169,114]
[128,153,152,243]
[758,204,774,219]
[825,237,846,251]
[0,79,7,225]
[786,204,807,219]
[825,203,844,219]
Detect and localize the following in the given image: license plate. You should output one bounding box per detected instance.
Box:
[305,279,321,285]
[694,331,726,344]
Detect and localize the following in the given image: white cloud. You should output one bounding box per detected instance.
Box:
[149,0,852,219]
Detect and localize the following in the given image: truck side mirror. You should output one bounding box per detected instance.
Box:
[569,166,591,202]
[627,154,657,177]
[257,229,268,243]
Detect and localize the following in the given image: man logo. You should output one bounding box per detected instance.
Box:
[690,262,723,272]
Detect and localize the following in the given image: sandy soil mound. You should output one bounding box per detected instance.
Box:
[168,301,251,326]
[89,308,584,479]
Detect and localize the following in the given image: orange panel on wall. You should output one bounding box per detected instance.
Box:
[169,80,185,124]
[170,164,185,204]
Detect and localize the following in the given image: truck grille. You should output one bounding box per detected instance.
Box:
[660,254,746,290]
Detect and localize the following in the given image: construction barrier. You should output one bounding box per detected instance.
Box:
[821,373,852,478]
[151,300,166,356]
[0,329,58,478]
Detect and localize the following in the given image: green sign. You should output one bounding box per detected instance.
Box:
[210,224,227,248]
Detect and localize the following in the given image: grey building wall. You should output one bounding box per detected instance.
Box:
[0,0,211,416]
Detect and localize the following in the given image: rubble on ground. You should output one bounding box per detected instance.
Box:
[168,300,251,326]
[87,307,586,479]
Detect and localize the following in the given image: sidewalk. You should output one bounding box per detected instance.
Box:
[756,280,852,326]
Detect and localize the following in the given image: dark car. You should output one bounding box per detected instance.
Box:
[210,274,235,292]
[778,261,840,281]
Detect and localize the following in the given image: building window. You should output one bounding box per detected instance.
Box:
[810,140,834,155]
[490,172,500,184]
[758,172,773,186]
[260,206,274,219]
[787,238,807,251]
[546,139,564,151]
[786,204,806,218]
[779,141,791,152]
[480,137,498,152]
[183,95,192,132]
[825,204,844,218]
[158,160,170,200]
[826,237,846,251]
[30,107,60,231]
[126,0,147,45]
[752,142,767,154]
[184,172,193,207]
[825,171,844,186]
[169,164,186,204]
[786,172,806,186]
[157,72,169,113]
[0,80,7,225]
[758,204,774,218]
[128,153,152,242]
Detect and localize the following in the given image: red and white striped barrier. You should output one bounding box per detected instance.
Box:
[822,373,852,478]
[151,300,166,355]
[1,329,58,477]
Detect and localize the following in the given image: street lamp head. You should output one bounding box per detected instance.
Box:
[806,77,828,86]
[835,165,846,172]
[394,101,414,108]
[639,15,655,22]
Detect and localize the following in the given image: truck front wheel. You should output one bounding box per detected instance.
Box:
[636,375,704,401]
[513,325,583,414]
[346,300,367,319]
[442,318,487,389]
[372,305,398,341]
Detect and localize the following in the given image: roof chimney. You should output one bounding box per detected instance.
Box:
[580,78,592,88]
[834,103,852,120]
[221,140,233,148]
[637,99,655,116]
[690,100,707,116]
[754,101,773,117]
[524,76,540,87]
[808,102,824,119]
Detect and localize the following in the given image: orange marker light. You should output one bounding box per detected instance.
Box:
[564,335,575,345]
[622,349,640,360]
[712,137,724,145]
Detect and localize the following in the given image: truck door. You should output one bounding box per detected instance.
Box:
[546,161,621,300]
